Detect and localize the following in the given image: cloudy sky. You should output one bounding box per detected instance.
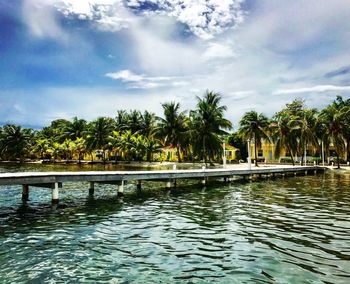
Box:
[1,0,350,128]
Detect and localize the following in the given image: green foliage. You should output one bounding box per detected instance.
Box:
[239,111,269,166]
[1,94,349,166]
[319,100,350,168]
[227,132,247,160]
[156,102,188,162]
[0,125,33,161]
[189,91,232,165]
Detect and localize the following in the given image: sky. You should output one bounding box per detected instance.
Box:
[1,0,350,128]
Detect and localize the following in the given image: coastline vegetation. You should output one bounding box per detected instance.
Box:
[0,92,349,168]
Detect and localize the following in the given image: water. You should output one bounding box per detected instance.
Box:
[1,165,350,283]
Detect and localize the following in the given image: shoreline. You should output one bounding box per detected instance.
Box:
[0,160,350,171]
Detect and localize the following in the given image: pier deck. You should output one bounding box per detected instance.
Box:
[0,165,325,203]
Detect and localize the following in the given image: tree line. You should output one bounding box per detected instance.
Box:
[0,92,349,168]
[0,91,231,165]
[237,95,350,168]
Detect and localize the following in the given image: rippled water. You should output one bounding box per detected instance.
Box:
[1,165,350,283]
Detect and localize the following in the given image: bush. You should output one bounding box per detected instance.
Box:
[280,157,294,163]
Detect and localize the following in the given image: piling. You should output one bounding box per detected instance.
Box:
[22,185,29,201]
[117,181,124,197]
[52,182,59,204]
[89,182,95,195]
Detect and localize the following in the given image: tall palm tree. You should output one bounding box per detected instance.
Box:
[140,111,156,138]
[189,91,232,165]
[157,102,188,162]
[0,124,33,161]
[332,96,350,161]
[86,117,114,162]
[115,110,128,132]
[319,104,349,169]
[127,110,143,134]
[239,111,269,166]
[297,108,318,164]
[270,112,299,166]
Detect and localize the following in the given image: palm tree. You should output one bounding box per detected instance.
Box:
[32,138,51,159]
[61,139,76,161]
[143,137,162,162]
[140,111,156,138]
[270,112,299,166]
[63,117,87,140]
[189,91,232,165]
[127,110,143,134]
[297,108,319,164]
[48,141,63,163]
[157,102,188,162]
[118,130,135,161]
[40,119,70,143]
[74,137,87,163]
[0,124,33,161]
[319,104,349,169]
[109,131,122,163]
[115,110,128,132]
[86,117,114,162]
[239,111,269,166]
[332,96,350,161]
[131,134,147,161]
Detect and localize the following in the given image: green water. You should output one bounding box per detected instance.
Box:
[0,165,350,283]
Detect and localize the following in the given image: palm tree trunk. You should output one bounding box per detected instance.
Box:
[336,152,340,169]
[176,144,182,163]
[254,134,258,167]
[203,137,207,166]
[288,146,295,166]
[115,151,118,164]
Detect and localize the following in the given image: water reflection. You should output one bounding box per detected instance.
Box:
[0,168,350,283]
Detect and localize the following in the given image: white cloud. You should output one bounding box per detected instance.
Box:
[203,42,236,60]
[22,0,68,40]
[169,0,245,39]
[52,0,246,39]
[273,85,350,95]
[105,70,189,89]
[105,70,144,82]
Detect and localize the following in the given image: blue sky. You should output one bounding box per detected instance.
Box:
[1,0,350,128]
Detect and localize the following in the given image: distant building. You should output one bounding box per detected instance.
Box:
[248,139,347,163]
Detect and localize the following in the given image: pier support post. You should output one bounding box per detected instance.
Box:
[137,180,142,190]
[166,180,171,188]
[89,182,95,195]
[118,181,124,197]
[201,177,206,185]
[52,182,59,204]
[305,171,308,176]
[22,185,29,201]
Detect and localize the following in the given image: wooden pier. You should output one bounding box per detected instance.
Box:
[0,166,325,203]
